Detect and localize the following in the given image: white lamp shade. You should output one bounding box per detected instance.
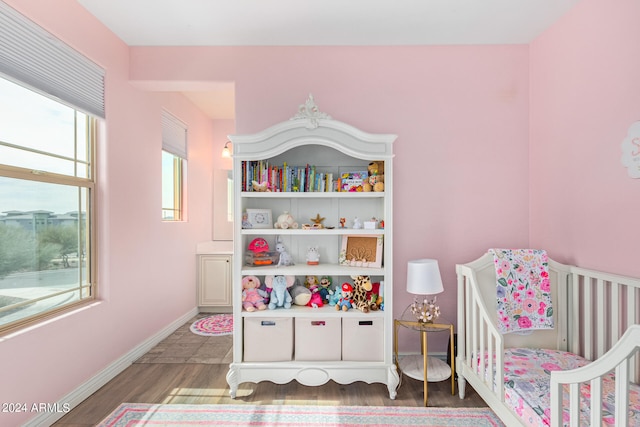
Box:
[406,259,444,295]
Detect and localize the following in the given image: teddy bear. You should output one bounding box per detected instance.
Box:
[265,275,294,309]
[363,161,384,192]
[242,275,268,312]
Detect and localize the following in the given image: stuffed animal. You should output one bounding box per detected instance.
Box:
[265,275,294,309]
[242,275,268,312]
[289,278,312,306]
[336,283,353,311]
[306,285,324,308]
[350,274,374,313]
[275,236,294,267]
[367,161,384,192]
[318,276,332,303]
[327,286,342,306]
[366,281,383,311]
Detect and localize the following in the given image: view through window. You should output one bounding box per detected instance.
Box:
[161,111,187,221]
[0,77,96,330]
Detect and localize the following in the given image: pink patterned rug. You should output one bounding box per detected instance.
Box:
[98,403,504,426]
[189,314,233,336]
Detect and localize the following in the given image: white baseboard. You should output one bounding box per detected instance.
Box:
[24,307,198,427]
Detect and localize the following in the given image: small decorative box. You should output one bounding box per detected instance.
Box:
[245,251,278,266]
[363,219,379,229]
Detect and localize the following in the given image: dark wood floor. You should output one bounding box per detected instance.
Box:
[53,314,488,427]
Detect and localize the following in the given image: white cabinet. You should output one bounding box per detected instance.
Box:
[198,254,232,309]
[226,95,399,399]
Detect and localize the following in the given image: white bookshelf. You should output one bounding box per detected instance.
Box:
[226,95,398,399]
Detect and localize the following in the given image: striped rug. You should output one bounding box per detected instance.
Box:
[98,403,504,426]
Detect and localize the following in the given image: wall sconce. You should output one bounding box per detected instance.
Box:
[222,141,232,158]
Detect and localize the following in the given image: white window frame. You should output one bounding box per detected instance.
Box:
[0,2,103,333]
[162,111,187,222]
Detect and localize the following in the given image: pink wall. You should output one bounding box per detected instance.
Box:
[13,0,634,423]
[130,45,531,353]
[530,0,640,277]
[0,1,215,425]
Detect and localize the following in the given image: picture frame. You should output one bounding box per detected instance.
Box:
[339,235,383,268]
[246,208,272,229]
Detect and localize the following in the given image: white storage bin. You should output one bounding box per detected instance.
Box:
[244,317,293,362]
[342,317,384,361]
[294,317,342,361]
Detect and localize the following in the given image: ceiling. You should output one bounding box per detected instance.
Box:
[77,0,580,118]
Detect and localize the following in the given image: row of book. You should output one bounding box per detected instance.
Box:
[241,161,368,192]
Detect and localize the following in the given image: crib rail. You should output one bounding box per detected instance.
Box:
[568,267,640,369]
[550,324,640,427]
[456,261,505,398]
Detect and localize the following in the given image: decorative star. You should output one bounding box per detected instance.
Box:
[311,213,325,226]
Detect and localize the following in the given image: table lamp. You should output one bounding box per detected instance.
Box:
[407,259,444,323]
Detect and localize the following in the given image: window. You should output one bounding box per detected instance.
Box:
[0,1,103,333]
[0,78,97,331]
[161,111,187,221]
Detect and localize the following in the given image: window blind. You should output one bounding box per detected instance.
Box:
[162,110,188,159]
[0,1,105,118]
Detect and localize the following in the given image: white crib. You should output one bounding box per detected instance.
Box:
[456,252,640,427]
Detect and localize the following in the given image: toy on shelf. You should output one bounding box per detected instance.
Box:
[274,211,298,229]
[246,237,278,266]
[306,246,320,265]
[289,279,312,306]
[339,217,346,228]
[248,237,269,253]
[336,283,354,311]
[350,274,375,313]
[363,161,384,192]
[275,236,294,267]
[265,275,294,309]
[307,285,324,308]
[366,281,383,311]
[242,275,268,312]
[242,212,252,229]
[327,286,342,306]
[252,180,270,192]
[310,213,325,228]
[318,276,332,303]
[352,217,362,229]
[305,275,319,288]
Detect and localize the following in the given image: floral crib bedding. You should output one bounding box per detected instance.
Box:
[480,348,640,427]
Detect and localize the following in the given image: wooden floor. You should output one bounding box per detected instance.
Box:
[53,314,488,426]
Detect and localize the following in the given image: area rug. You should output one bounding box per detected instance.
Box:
[189,314,233,336]
[98,403,505,426]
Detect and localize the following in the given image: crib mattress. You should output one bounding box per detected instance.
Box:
[501,348,640,427]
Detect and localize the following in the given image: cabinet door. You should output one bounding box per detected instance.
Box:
[198,255,232,307]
